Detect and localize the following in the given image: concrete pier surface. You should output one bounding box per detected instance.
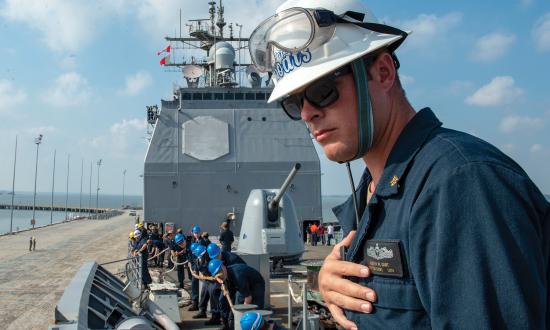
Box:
[0,212,134,330]
[0,211,333,329]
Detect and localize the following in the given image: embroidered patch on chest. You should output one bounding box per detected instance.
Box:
[364,239,404,278]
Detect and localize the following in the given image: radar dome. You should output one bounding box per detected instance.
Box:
[209,41,235,70]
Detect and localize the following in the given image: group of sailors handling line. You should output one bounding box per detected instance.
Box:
[128,214,285,330]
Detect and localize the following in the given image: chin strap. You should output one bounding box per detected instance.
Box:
[349,57,374,161]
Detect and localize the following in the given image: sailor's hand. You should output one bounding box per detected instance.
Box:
[319,231,376,330]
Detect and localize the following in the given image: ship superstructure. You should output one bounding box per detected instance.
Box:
[143,1,322,235]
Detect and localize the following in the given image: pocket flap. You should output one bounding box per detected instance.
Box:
[364,278,425,311]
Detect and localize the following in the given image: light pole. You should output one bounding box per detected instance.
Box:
[50,150,56,224]
[9,136,18,233]
[122,169,127,209]
[88,160,92,216]
[32,134,43,228]
[79,159,83,216]
[64,154,70,220]
[95,159,102,217]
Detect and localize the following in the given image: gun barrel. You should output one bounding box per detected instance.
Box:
[269,163,301,210]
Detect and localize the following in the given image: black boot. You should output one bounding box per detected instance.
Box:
[188,301,199,311]
[219,319,231,330]
[192,310,207,319]
[205,315,221,325]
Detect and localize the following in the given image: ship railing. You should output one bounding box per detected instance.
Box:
[127,248,142,288]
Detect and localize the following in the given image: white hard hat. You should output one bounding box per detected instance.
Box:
[249,0,409,103]
[134,230,142,237]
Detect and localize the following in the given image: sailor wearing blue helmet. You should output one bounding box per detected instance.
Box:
[193,244,207,257]
[171,233,188,289]
[188,224,205,312]
[210,259,266,329]
[190,243,222,325]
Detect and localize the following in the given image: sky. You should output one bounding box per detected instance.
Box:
[0,0,549,197]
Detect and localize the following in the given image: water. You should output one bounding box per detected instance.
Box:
[0,191,142,235]
[0,192,348,234]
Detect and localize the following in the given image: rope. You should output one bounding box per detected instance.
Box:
[99,256,139,266]
[147,247,170,261]
[288,280,305,303]
[186,262,216,281]
[164,255,188,273]
[221,281,235,311]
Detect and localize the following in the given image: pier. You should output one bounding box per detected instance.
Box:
[0,211,132,329]
[0,204,108,213]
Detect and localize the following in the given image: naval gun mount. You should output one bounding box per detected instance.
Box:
[237,163,305,263]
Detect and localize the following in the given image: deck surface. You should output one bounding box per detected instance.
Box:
[0,212,333,329]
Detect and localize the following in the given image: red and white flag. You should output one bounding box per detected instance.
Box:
[157,45,171,56]
[160,55,170,66]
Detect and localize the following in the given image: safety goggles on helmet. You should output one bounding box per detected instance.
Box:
[280,65,351,120]
[249,7,407,73]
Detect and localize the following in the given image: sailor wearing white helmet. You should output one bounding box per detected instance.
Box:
[250,0,550,329]
[132,229,152,287]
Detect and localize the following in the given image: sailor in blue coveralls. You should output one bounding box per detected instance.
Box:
[172,233,187,289]
[189,244,223,326]
[132,229,152,287]
[210,259,266,330]
[188,225,205,311]
[248,0,550,329]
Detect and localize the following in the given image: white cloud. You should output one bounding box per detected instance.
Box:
[0,80,27,111]
[89,118,148,158]
[60,55,77,71]
[0,0,129,52]
[118,71,153,96]
[499,115,544,133]
[470,33,516,61]
[530,144,543,153]
[42,72,92,107]
[533,13,550,52]
[110,118,147,134]
[465,76,523,107]
[520,0,534,7]
[136,0,281,42]
[396,12,463,47]
[136,0,207,42]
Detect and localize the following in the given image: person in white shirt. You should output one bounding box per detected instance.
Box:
[327,224,334,246]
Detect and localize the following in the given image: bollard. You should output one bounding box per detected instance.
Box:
[302,282,307,330]
[288,274,292,328]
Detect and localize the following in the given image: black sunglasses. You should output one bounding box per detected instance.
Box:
[280,65,352,120]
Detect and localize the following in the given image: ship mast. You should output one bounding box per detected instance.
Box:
[163,0,249,88]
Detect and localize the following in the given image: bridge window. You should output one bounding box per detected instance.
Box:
[245,92,255,100]
[234,93,244,100]
[203,93,212,100]
[214,93,224,100]
[181,92,191,100]
[192,93,203,100]
[255,92,265,100]
[224,92,234,100]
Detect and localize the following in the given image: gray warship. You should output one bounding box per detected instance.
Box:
[49,2,328,329]
[143,0,322,236]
